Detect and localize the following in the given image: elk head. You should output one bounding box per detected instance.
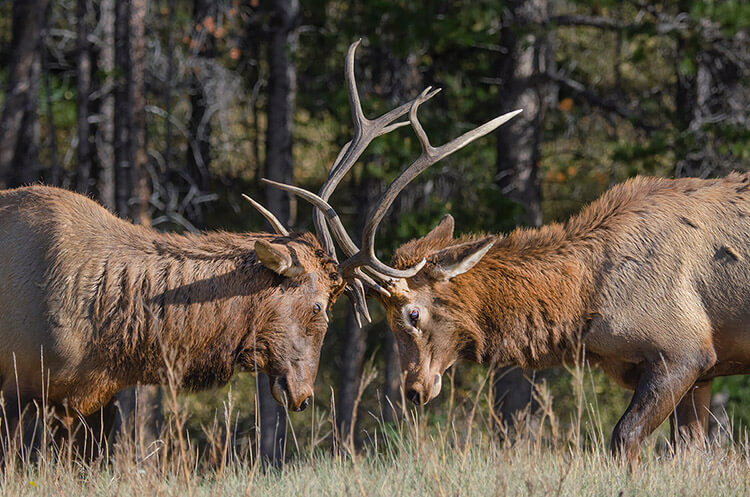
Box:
[240,198,344,411]
[262,39,520,407]
[380,215,496,405]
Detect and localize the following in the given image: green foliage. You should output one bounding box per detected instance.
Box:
[714,376,750,433]
[690,0,750,34]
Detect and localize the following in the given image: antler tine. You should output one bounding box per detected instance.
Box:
[242,193,289,236]
[261,179,360,256]
[347,95,523,279]
[344,279,371,327]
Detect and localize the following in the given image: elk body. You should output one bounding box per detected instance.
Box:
[380,173,750,462]
[0,184,343,430]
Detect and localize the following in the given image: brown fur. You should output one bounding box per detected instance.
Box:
[0,185,344,417]
[382,172,750,461]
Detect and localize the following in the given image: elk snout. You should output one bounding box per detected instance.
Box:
[406,373,442,405]
[271,375,313,412]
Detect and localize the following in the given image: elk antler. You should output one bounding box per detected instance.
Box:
[310,40,439,259]
[264,39,521,326]
[264,96,522,278]
[288,39,439,325]
[242,193,289,236]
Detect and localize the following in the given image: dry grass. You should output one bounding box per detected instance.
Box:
[1,363,748,497]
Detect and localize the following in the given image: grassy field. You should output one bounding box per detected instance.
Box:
[2,435,749,496]
[1,367,748,496]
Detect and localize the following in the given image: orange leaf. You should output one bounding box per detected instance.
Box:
[203,16,215,33]
[557,97,574,112]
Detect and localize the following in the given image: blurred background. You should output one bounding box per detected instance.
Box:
[0,0,747,465]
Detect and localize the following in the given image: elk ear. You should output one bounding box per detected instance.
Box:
[255,240,306,277]
[427,236,495,281]
[420,214,455,243]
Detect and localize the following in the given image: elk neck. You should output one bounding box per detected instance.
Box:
[61,228,284,391]
[447,223,598,370]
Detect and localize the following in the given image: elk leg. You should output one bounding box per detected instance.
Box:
[0,390,34,460]
[610,361,702,465]
[669,379,712,449]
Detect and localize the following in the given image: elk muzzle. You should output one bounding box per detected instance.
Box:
[405,372,443,405]
[270,374,313,412]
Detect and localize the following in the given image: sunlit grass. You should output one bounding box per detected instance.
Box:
[1,362,748,496]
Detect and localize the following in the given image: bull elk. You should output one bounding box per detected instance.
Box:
[265,65,750,460]
[278,168,750,463]
[0,183,346,430]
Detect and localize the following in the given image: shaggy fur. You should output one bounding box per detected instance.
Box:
[384,173,750,461]
[0,185,344,416]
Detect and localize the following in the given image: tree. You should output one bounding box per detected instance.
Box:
[94,0,116,210]
[75,0,93,194]
[259,0,299,465]
[185,0,216,228]
[0,0,50,187]
[263,0,298,227]
[111,0,161,455]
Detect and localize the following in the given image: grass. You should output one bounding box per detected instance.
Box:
[3,434,750,496]
[1,362,749,496]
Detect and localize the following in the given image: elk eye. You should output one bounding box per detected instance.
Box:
[409,308,420,326]
[313,303,322,314]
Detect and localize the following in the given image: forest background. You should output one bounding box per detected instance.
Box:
[0,0,747,467]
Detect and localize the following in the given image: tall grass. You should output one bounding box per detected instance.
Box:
[1,360,748,497]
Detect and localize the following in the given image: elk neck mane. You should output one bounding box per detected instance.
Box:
[393,176,695,370]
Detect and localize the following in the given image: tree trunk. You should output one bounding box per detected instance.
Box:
[383,327,401,423]
[259,0,298,465]
[673,0,744,179]
[0,0,49,187]
[495,0,554,228]
[130,0,149,225]
[334,171,378,440]
[256,373,286,464]
[75,0,94,193]
[263,0,298,227]
[185,0,215,228]
[131,0,160,450]
[111,0,161,455]
[9,49,42,187]
[94,0,116,210]
[335,310,368,442]
[113,0,133,218]
[493,0,554,432]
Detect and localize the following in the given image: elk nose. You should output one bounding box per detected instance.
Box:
[406,388,422,405]
[295,396,310,412]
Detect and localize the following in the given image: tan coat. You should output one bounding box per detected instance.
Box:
[0,185,342,417]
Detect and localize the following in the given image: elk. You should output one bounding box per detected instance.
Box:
[0,184,347,433]
[263,55,750,460]
[278,168,750,463]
